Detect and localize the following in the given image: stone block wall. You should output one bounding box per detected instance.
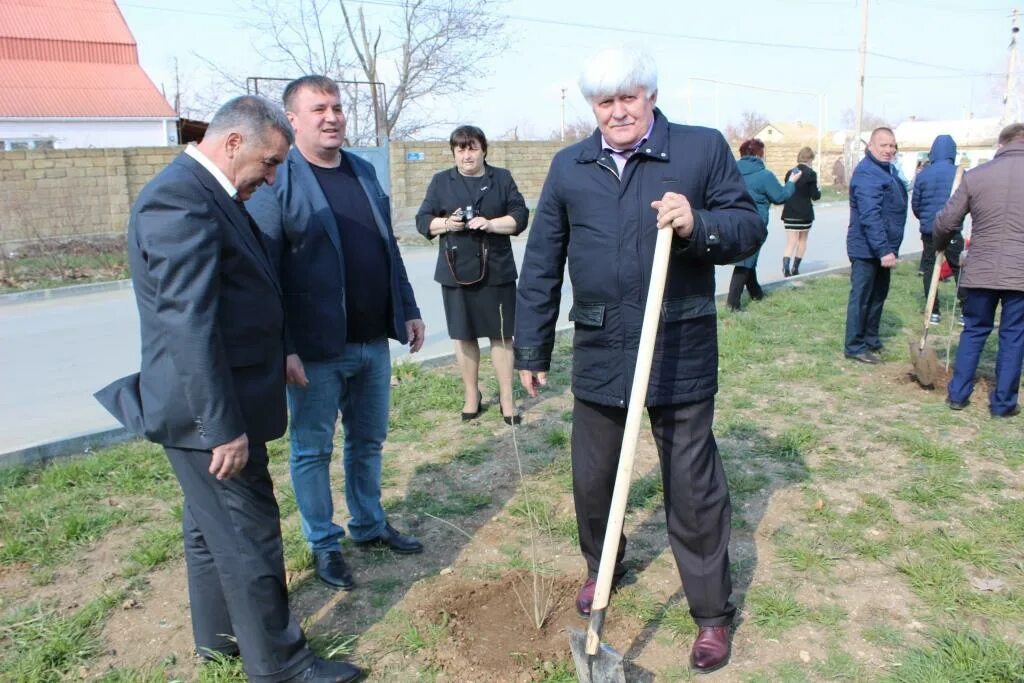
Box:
[0,147,179,245]
[0,137,847,248]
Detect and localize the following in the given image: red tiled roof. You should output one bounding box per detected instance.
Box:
[0,60,176,118]
[0,0,176,118]
[0,0,136,45]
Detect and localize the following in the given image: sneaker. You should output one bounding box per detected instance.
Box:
[946,398,969,411]
[929,313,941,325]
[957,315,965,327]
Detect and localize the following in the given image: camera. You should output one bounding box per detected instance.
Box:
[462,205,475,222]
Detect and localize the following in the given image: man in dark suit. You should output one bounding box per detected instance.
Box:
[95,96,363,683]
[248,76,425,592]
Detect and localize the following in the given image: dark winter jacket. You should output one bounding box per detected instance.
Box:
[846,150,909,260]
[734,155,795,268]
[912,135,958,236]
[415,164,529,286]
[514,109,765,408]
[781,163,821,225]
[934,140,1024,291]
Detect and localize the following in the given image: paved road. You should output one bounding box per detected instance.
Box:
[0,203,920,454]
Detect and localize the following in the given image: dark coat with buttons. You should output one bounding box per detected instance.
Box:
[514,109,765,408]
[414,163,529,286]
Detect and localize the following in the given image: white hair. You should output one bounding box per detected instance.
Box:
[578,45,658,101]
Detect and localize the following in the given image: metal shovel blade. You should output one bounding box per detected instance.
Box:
[569,628,625,683]
[908,338,941,389]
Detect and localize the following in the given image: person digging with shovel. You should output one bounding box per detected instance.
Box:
[514,45,765,675]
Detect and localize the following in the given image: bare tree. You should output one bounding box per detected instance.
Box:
[223,0,506,143]
[724,111,770,144]
[549,118,594,143]
[841,108,891,132]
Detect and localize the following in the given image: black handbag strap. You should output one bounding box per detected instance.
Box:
[444,232,488,286]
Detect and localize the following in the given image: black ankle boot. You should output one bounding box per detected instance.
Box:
[783,257,791,277]
[792,257,802,276]
[727,268,747,310]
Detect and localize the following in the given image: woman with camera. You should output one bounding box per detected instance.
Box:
[416,125,529,424]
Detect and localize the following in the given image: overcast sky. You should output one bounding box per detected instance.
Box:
[119,0,1023,139]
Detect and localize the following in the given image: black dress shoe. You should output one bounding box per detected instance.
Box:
[314,550,355,590]
[354,522,423,554]
[286,657,364,682]
[502,413,522,426]
[845,351,881,364]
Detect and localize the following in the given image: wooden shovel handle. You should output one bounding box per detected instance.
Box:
[919,251,944,350]
[585,226,674,655]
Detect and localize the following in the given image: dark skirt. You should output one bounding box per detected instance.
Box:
[441,282,516,340]
[783,218,813,231]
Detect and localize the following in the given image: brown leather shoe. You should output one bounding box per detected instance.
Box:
[690,625,731,674]
[575,577,597,617]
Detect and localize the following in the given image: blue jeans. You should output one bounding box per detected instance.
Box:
[287,339,391,552]
[844,258,891,355]
[948,288,1024,416]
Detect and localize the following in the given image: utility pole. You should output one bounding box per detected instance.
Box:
[560,88,567,142]
[851,0,869,171]
[172,57,181,116]
[1001,8,1020,127]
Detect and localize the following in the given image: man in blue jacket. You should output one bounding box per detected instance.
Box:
[248,76,425,593]
[844,127,909,363]
[912,134,959,324]
[515,46,764,674]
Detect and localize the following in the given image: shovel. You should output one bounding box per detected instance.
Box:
[570,225,674,683]
[909,251,944,389]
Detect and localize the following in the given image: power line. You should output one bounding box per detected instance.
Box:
[121,0,1006,76]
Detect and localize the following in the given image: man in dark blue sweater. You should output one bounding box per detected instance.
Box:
[248,76,425,595]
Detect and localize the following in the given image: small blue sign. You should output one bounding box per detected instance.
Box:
[405,151,425,161]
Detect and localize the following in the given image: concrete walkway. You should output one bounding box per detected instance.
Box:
[0,204,919,462]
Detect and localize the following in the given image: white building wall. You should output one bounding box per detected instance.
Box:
[0,118,177,149]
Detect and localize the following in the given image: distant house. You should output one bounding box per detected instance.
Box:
[754,121,820,145]
[0,0,177,150]
[893,117,1001,181]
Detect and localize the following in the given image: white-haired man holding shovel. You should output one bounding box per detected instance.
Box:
[514,46,765,674]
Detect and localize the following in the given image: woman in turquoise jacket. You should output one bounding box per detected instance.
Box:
[726,138,800,310]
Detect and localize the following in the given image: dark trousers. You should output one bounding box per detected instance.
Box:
[922,233,967,314]
[571,396,735,626]
[726,266,763,310]
[166,443,313,682]
[947,288,1024,415]
[844,258,891,355]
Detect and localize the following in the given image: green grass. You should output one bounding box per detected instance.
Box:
[0,592,123,682]
[745,585,807,637]
[885,629,1024,682]
[0,244,128,293]
[0,443,174,567]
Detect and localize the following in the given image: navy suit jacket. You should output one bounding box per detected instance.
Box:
[95,152,288,449]
[247,147,421,362]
